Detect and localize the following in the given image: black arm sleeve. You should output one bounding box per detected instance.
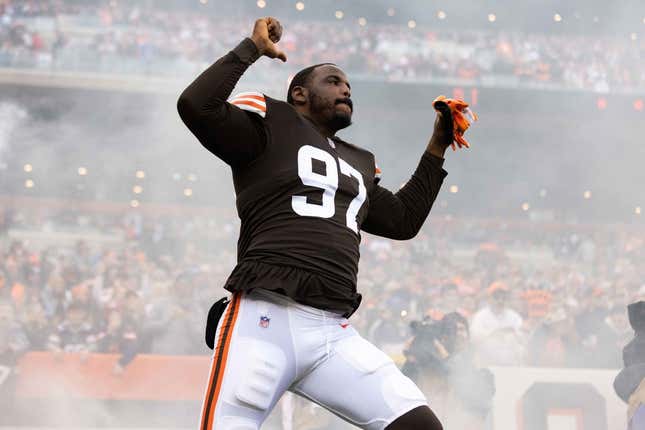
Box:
[361,152,447,240]
[176,38,266,167]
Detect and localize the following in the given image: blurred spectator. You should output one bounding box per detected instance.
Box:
[527,308,578,367]
[47,301,97,353]
[95,306,139,373]
[0,299,29,415]
[366,307,411,352]
[403,312,495,427]
[19,296,50,350]
[470,282,524,365]
[41,272,69,322]
[438,283,464,316]
[595,305,634,368]
[575,288,613,367]
[144,274,204,355]
[0,299,29,362]
[522,287,553,331]
[614,301,645,430]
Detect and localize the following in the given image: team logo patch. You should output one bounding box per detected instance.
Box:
[259,315,271,328]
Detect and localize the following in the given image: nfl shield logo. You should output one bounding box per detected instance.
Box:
[259,315,270,328]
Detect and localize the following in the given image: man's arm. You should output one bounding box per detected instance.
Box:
[361,106,453,240]
[176,18,285,167]
[361,153,447,240]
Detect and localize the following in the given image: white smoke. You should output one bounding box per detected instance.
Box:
[0,101,28,168]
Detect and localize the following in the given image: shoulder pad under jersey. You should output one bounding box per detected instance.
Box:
[228,91,266,118]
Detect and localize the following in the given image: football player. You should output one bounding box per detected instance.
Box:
[178,17,458,430]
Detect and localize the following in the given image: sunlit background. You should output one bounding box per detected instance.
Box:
[0,0,644,429]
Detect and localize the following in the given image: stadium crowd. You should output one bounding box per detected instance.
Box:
[0,204,642,372]
[0,0,644,91]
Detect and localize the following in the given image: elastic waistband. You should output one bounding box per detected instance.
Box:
[247,288,346,320]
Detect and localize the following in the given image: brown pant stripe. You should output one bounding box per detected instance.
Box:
[200,293,241,430]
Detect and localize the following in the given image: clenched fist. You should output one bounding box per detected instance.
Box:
[250,17,287,62]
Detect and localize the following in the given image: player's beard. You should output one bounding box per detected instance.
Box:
[310,91,352,133]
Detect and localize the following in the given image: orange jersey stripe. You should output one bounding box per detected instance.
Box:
[232,94,265,103]
[231,99,267,112]
[200,293,242,430]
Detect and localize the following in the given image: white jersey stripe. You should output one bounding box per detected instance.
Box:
[230,97,266,107]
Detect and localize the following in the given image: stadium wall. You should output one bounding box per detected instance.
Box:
[5,352,626,429]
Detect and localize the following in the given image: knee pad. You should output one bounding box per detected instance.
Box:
[235,338,286,411]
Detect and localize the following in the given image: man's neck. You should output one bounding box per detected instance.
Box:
[301,113,335,139]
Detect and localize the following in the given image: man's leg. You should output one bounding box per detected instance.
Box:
[291,330,443,430]
[200,293,296,430]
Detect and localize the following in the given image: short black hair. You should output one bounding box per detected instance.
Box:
[287,63,336,105]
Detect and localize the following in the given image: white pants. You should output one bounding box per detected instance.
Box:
[200,289,428,430]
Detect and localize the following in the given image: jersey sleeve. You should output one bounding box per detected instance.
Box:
[228,91,267,118]
[361,152,447,240]
[374,160,382,185]
[177,38,267,167]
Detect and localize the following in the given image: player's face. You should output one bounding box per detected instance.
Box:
[309,65,353,132]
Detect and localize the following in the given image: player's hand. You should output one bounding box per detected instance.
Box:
[426,100,454,158]
[432,96,478,151]
[250,17,287,62]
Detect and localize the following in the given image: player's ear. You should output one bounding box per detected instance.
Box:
[291,86,308,106]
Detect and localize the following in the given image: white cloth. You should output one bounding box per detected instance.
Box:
[470,306,523,339]
[470,306,524,366]
[201,289,427,430]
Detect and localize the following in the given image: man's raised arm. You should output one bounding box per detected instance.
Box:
[176,17,286,167]
[361,105,454,240]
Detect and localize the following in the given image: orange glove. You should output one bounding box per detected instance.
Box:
[432,95,478,150]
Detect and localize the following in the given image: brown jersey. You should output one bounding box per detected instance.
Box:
[177,38,447,316]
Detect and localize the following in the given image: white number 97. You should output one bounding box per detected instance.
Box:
[291,145,366,233]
